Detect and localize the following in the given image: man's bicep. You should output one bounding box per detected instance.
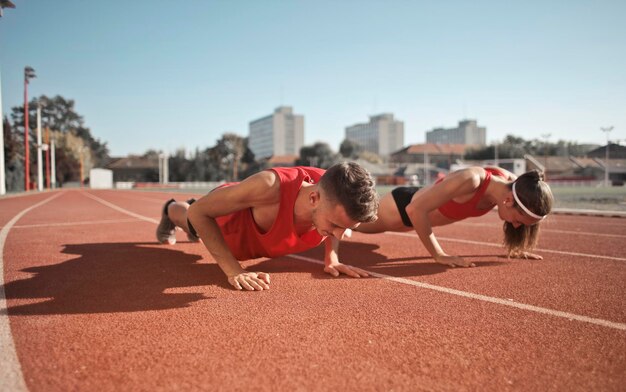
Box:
[194,171,279,217]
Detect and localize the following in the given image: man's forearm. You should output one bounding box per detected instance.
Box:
[188,211,244,278]
[324,237,340,265]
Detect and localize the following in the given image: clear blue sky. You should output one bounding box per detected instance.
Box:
[1,0,625,156]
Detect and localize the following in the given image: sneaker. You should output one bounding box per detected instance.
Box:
[156,199,177,245]
[185,198,200,242]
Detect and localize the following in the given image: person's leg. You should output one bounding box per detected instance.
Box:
[156,199,198,244]
[156,199,177,244]
[167,199,200,242]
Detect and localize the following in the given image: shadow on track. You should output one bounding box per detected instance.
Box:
[255,241,505,279]
[2,242,230,316]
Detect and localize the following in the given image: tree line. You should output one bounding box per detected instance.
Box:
[3,95,108,191]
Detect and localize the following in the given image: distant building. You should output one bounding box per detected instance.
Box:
[265,154,299,168]
[391,143,469,168]
[105,156,159,182]
[587,143,626,160]
[345,113,404,156]
[426,119,486,145]
[249,106,304,159]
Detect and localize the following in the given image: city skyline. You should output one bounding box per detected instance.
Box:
[1,1,625,156]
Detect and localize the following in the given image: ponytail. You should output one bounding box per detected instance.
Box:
[503,170,554,254]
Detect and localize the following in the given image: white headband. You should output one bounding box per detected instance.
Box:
[512,182,546,220]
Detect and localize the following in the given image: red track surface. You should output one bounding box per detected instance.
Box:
[1,189,625,391]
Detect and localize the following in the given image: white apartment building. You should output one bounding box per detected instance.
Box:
[426,119,486,145]
[345,113,405,156]
[248,106,304,159]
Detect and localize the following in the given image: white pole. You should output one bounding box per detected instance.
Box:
[158,154,163,183]
[424,148,430,185]
[51,137,56,188]
[601,126,614,187]
[494,140,499,167]
[37,104,43,191]
[0,68,5,195]
[163,152,169,184]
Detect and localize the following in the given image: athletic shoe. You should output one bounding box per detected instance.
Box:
[185,198,201,242]
[156,199,177,245]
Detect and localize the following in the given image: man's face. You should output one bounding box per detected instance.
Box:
[311,193,360,239]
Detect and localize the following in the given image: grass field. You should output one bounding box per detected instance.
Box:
[549,186,626,211]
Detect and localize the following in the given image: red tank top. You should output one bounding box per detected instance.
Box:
[436,168,506,220]
[216,166,326,260]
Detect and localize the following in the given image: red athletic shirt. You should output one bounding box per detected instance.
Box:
[215,166,326,260]
[436,167,506,220]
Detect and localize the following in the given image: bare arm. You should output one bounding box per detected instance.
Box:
[323,236,368,278]
[405,168,484,267]
[187,171,279,290]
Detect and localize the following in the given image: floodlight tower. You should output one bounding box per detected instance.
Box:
[601,126,614,187]
[24,66,36,190]
[0,0,17,195]
[541,133,551,179]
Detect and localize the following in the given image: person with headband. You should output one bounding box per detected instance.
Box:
[333,167,553,268]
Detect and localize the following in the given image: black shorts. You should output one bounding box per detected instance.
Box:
[186,198,198,238]
[391,187,421,227]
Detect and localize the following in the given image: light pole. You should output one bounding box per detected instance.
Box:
[0,68,5,195]
[493,139,499,167]
[24,66,36,191]
[79,146,88,188]
[0,1,16,17]
[541,133,551,178]
[45,125,50,189]
[51,135,56,188]
[36,102,44,191]
[1,2,17,194]
[601,126,614,187]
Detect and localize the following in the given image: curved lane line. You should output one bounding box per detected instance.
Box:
[82,192,158,224]
[84,191,626,332]
[456,222,626,239]
[288,254,626,331]
[386,232,626,262]
[13,218,140,229]
[1,192,64,392]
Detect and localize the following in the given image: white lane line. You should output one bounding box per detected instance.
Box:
[12,218,140,229]
[82,192,159,224]
[79,193,626,332]
[385,232,626,262]
[97,191,167,204]
[288,254,626,331]
[1,192,63,392]
[456,222,626,239]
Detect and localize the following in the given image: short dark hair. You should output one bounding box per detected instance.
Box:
[503,170,554,254]
[318,162,379,223]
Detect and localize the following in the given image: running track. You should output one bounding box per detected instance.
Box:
[1,189,625,391]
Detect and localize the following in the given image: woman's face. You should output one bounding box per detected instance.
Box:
[498,198,542,228]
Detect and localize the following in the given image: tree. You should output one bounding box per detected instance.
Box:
[168,148,193,182]
[339,139,364,159]
[296,142,340,169]
[465,134,599,161]
[10,94,110,186]
[3,116,24,191]
[207,133,250,181]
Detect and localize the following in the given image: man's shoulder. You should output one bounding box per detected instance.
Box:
[268,166,326,183]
